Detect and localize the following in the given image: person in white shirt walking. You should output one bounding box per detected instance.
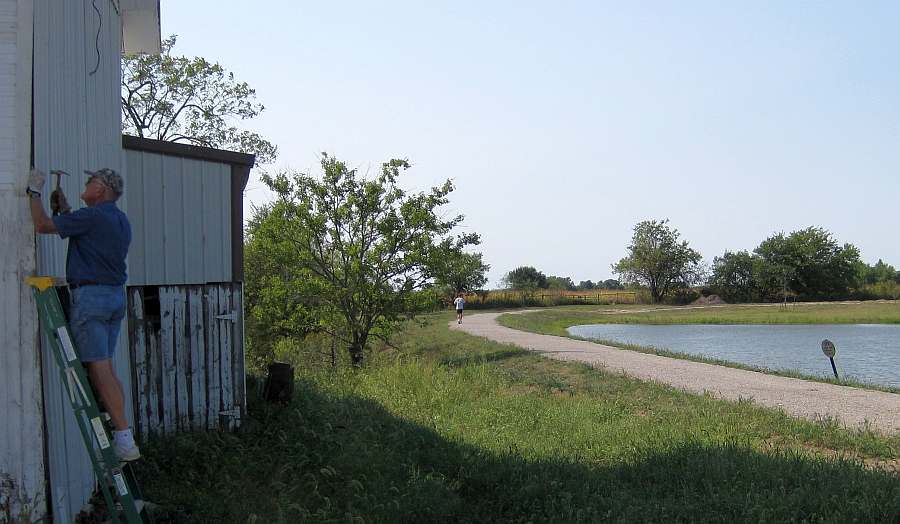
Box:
[453,293,465,324]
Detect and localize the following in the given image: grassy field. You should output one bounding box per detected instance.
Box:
[137,312,900,522]
[496,301,900,392]
[497,301,900,337]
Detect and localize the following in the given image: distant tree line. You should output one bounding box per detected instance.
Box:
[500,266,622,293]
[503,220,898,305]
[709,227,898,302]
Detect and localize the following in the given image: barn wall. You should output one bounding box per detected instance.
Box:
[122,149,233,286]
[0,0,45,521]
[31,1,129,521]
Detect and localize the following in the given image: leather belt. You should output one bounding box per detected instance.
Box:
[68,282,100,290]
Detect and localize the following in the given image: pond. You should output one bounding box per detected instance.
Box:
[566,324,900,388]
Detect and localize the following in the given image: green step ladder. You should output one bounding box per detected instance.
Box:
[28,277,150,524]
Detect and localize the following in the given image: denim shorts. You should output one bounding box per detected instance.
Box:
[70,285,126,362]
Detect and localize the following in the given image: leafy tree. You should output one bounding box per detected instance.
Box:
[431,251,490,297]
[709,250,758,302]
[754,227,861,299]
[546,275,576,291]
[243,206,321,370]
[122,35,277,163]
[502,266,548,291]
[600,279,624,290]
[576,280,596,290]
[613,219,704,303]
[254,153,478,366]
[862,259,899,285]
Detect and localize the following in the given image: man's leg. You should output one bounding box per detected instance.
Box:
[71,285,139,460]
[85,359,128,430]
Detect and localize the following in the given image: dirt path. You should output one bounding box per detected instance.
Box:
[451,311,900,435]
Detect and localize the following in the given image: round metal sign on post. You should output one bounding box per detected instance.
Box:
[821,339,836,358]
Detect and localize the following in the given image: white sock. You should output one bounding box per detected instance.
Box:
[113,429,135,447]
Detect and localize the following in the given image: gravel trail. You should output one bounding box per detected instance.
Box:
[450,311,900,434]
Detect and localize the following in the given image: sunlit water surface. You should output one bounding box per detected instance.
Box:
[567,324,900,388]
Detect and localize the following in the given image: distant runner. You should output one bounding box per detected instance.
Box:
[454,293,465,324]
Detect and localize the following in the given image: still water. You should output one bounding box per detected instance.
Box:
[566,324,900,388]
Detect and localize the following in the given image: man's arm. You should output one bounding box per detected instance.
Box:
[30,196,57,234]
[26,168,57,234]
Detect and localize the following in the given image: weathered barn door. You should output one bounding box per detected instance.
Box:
[127,283,245,437]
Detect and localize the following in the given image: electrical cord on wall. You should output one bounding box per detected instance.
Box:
[88,0,101,75]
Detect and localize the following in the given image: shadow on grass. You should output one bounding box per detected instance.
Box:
[438,348,527,368]
[139,379,900,523]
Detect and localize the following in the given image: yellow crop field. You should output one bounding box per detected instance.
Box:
[464,289,639,307]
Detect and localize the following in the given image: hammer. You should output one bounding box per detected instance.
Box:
[49,169,71,216]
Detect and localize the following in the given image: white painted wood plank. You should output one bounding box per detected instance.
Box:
[218,285,234,430]
[159,286,176,435]
[233,284,246,424]
[146,317,161,435]
[128,288,149,438]
[188,286,206,430]
[174,287,189,431]
[205,286,220,429]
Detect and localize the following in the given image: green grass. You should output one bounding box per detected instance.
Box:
[497,301,900,337]
[137,313,900,523]
[496,302,900,393]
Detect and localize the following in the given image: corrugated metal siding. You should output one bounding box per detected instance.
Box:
[122,149,233,286]
[31,1,129,522]
[0,0,46,521]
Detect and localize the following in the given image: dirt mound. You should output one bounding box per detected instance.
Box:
[691,294,728,305]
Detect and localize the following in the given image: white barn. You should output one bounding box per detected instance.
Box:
[1,1,161,522]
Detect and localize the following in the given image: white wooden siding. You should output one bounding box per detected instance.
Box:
[122,149,233,286]
[0,0,46,521]
[128,284,246,438]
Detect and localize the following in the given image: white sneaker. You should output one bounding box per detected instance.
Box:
[114,442,141,462]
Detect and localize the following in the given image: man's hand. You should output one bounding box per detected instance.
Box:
[50,188,71,215]
[28,168,46,195]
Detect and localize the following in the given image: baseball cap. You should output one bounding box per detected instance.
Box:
[83,168,124,196]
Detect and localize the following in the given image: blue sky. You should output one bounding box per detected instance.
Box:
[163,2,900,286]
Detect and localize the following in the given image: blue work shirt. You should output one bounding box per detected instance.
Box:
[52,201,131,286]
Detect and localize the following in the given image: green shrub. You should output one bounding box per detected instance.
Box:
[856,281,900,300]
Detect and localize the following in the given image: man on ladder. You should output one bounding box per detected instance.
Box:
[27,167,140,462]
